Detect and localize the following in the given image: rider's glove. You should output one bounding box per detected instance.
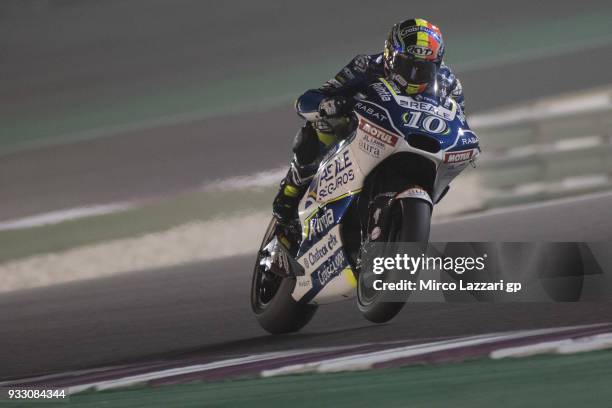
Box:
[318,96,350,118]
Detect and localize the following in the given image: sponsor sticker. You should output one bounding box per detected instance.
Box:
[400,26,419,36]
[444,150,474,163]
[317,149,355,200]
[398,100,455,121]
[297,279,311,288]
[406,45,433,57]
[396,187,432,205]
[358,119,399,147]
[312,248,347,286]
[307,208,334,242]
[399,26,442,42]
[372,82,392,102]
[354,102,388,122]
[302,224,341,271]
[460,136,479,145]
[358,136,383,158]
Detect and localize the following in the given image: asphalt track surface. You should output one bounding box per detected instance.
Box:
[1,192,611,380]
[2,0,612,384]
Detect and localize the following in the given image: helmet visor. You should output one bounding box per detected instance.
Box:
[392,54,438,85]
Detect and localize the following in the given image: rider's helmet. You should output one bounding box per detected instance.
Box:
[384,18,445,94]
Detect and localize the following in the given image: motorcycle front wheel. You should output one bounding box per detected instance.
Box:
[250,218,318,334]
[357,197,431,323]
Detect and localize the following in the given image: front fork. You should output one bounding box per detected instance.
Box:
[365,186,432,243]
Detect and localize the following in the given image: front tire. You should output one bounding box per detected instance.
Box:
[251,218,318,334]
[357,198,431,323]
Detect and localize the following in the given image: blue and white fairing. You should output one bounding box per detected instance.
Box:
[291,78,480,305]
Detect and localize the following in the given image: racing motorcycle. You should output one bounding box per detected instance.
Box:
[251,78,480,334]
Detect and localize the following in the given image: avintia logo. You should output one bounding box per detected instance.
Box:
[308,208,334,241]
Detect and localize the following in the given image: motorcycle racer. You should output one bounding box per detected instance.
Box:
[272,18,465,238]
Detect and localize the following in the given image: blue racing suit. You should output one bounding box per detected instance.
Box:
[272,52,465,223]
[297,53,464,133]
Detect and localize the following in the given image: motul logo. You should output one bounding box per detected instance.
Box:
[444,150,473,163]
[359,119,398,146]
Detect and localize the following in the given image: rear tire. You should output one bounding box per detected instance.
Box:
[357,198,431,323]
[251,218,318,334]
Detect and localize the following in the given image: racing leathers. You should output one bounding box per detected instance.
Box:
[272,52,465,225]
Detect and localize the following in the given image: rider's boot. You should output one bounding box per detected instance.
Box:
[272,161,317,253]
[272,164,310,221]
[272,123,320,252]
